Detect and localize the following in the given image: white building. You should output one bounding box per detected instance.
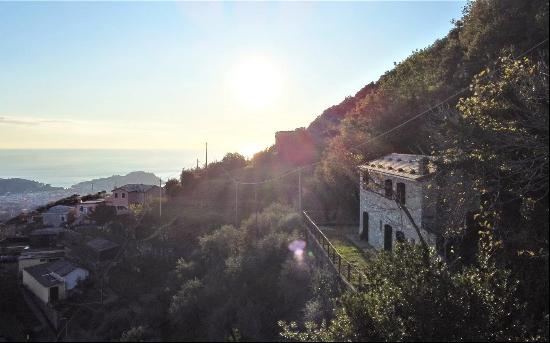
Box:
[22,260,89,305]
[358,153,438,251]
[42,205,74,227]
[75,199,105,224]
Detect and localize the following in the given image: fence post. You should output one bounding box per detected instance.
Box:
[347,263,352,281]
[338,255,342,275]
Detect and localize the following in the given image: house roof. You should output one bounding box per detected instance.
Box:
[79,200,105,205]
[359,153,435,180]
[19,249,65,261]
[112,184,158,193]
[45,205,73,214]
[46,260,81,277]
[24,260,85,287]
[24,263,63,288]
[29,227,64,236]
[86,237,119,252]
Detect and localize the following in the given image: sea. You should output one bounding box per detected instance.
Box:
[0,149,213,188]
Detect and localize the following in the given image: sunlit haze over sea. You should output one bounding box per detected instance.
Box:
[0,149,221,188]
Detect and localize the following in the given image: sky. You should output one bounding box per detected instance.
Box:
[0,1,466,156]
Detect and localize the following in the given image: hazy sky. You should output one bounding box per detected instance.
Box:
[0,1,465,156]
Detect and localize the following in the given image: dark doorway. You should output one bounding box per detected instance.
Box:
[49,286,59,303]
[384,225,393,251]
[361,212,369,241]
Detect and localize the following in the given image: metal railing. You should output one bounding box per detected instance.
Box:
[302,211,367,291]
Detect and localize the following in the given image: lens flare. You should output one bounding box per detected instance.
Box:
[288,239,306,262]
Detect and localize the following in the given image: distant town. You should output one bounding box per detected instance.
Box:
[0,171,161,222]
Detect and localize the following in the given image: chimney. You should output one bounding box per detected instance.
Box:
[418,157,429,175]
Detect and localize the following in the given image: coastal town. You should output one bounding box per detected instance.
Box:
[0,183,164,339]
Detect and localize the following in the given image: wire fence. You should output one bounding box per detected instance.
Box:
[302,211,367,291]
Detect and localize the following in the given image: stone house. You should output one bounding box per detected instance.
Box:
[358,153,439,251]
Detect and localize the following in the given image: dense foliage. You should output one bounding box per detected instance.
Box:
[167,204,312,341]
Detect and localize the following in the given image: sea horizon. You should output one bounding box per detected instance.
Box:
[0,148,224,188]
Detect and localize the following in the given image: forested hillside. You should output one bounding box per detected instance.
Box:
[164,0,549,340]
[0,178,62,195]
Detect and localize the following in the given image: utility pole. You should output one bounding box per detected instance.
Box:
[159,178,162,218]
[205,142,208,168]
[254,185,258,237]
[235,182,238,226]
[91,182,94,194]
[196,158,199,170]
[298,167,302,213]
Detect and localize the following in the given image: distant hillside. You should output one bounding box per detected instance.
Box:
[0,178,62,195]
[69,171,161,194]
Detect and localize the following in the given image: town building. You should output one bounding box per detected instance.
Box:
[86,237,120,262]
[358,153,438,251]
[29,227,64,248]
[18,248,65,273]
[107,184,162,210]
[42,205,74,227]
[74,199,105,224]
[22,260,89,305]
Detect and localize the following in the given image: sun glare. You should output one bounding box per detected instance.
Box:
[228,55,283,110]
[239,143,265,158]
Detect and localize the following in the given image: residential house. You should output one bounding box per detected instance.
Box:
[75,199,105,224]
[22,260,89,305]
[29,227,64,248]
[86,237,120,262]
[18,248,65,273]
[42,205,74,227]
[108,184,162,211]
[358,153,438,251]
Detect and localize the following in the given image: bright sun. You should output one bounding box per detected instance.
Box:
[228,55,283,110]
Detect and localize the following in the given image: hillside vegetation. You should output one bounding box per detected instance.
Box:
[160,0,549,340]
[0,178,62,195]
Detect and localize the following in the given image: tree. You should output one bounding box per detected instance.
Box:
[432,54,549,330]
[180,168,199,192]
[281,237,530,341]
[119,326,156,342]
[164,178,182,198]
[221,153,247,170]
[87,203,117,226]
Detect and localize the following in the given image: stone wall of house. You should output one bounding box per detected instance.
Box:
[359,170,436,250]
